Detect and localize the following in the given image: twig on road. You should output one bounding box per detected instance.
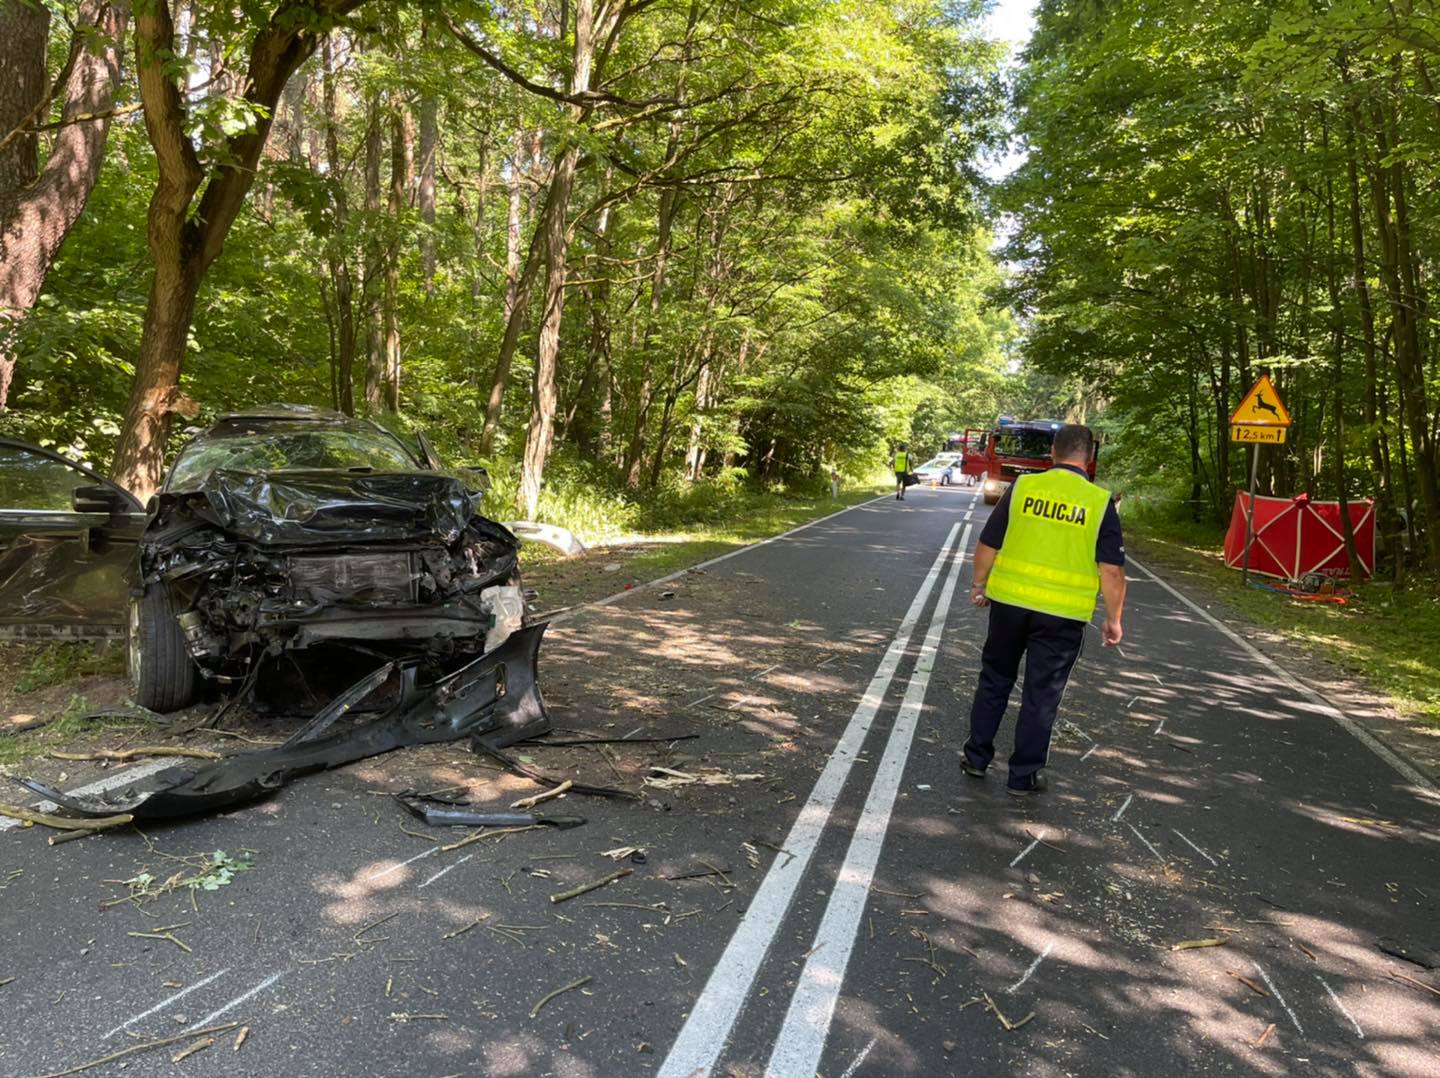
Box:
[49,747,221,762]
[1390,969,1440,998]
[982,991,1034,1031]
[512,780,572,810]
[170,1036,214,1063]
[0,803,133,832]
[1254,1023,1276,1047]
[550,868,632,904]
[441,914,490,940]
[529,976,592,1019]
[32,1023,240,1078]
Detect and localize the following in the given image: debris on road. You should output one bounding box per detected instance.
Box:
[233,1026,249,1052]
[170,1036,214,1063]
[32,1021,240,1078]
[981,991,1035,1032]
[550,868,633,904]
[1171,937,1228,951]
[643,766,763,789]
[0,802,132,833]
[529,975,592,1018]
[1227,970,1267,996]
[396,791,584,830]
[1254,1022,1276,1047]
[388,1012,449,1023]
[104,849,253,909]
[47,747,221,762]
[512,779,572,809]
[16,625,550,821]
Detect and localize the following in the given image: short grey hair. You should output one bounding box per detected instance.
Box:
[1053,424,1094,462]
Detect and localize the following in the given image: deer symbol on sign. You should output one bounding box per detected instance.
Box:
[1254,391,1280,420]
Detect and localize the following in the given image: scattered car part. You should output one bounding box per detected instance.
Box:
[502,521,586,557]
[395,793,584,830]
[15,625,550,821]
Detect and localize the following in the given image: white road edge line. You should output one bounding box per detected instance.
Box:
[1004,942,1055,994]
[764,524,972,1078]
[837,1035,878,1078]
[185,970,286,1032]
[1112,794,1133,822]
[1124,821,1167,865]
[656,521,967,1078]
[1127,555,1438,796]
[1252,962,1304,1034]
[0,758,175,833]
[1009,838,1040,868]
[1170,828,1217,866]
[418,853,474,890]
[552,493,899,624]
[1315,975,1364,1038]
[102,968,231,1039]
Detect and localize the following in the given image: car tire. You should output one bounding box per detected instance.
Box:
[129,587,197,712]
[983,490,1000,506]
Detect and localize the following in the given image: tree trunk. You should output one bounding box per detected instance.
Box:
[362,89,384,407]
[381,106,410,412]
[321,35,356,415]
[518,0,608,517]
[417,88,438,292]
[0,0,129,410]
[112,0,370,498]
[479,171,546,455]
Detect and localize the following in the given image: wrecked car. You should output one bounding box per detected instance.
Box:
[0,408,555,732]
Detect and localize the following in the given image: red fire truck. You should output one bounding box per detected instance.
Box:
[954,418,1097,505]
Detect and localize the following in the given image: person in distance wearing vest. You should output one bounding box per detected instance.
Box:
[960,423,1126,796]
[892,443,910,501]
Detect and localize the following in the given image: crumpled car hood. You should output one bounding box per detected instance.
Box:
[195,468,477,545]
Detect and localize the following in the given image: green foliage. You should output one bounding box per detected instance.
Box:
[13,642,126,694]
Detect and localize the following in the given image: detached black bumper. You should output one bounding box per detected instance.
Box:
[17,624,551,821]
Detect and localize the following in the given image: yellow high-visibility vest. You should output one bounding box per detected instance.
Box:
[894,452,909,470]
[986,468,1111,621]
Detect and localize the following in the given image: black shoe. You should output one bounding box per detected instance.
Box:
[961,762,986,778]
[1007,773,1048,797]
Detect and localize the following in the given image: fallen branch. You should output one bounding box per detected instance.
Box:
[1254,1022,1275,1047]
[529,976,592,1018]
[49,746,220,762]
[441,824,543,852]
[512,780,572,810]
[1171,937,1228,951]
[0,803,133,832]
[1390,969,1440,998]
[441,914,490,940]
[49,819,134,845]
[171,1036,213,1063]
[1226,970,1266,996]
[32,1022,240,1078]
[982,991,1035,1031]
[550,868,632,904]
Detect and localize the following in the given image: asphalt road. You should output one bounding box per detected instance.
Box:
[1,486,1437,1078]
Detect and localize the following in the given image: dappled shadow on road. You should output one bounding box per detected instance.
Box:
[805,570,1440,1077]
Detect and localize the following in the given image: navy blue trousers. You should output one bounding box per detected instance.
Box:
[963,600,1086,788]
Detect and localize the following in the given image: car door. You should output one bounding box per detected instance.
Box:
[0,440,146,638]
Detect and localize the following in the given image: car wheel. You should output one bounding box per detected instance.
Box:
[129,586,197,712]
[983,489,1000,505]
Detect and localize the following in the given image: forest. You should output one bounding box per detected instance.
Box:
[1006,0,1440,576]
[1,0,1438,575]
[0,0,1018,531]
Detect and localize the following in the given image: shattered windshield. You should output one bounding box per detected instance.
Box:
[167,427,419,491]
[991,428,1056,459]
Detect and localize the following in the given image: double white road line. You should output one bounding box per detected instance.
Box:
[660,513,975,1078]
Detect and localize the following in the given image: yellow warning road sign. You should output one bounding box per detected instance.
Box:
[1230,375,1292,427]
[1231,424,1286,444]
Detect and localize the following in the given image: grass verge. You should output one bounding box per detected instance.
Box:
[1128,519,1440,730]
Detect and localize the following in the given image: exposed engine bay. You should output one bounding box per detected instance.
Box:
[141,468,526,687]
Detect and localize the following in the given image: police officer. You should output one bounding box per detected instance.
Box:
[892,443,910,501]
[961,423,1126,796]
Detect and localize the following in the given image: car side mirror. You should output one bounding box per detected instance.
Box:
[71,484,131,515]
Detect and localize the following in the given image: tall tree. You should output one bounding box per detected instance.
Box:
[0,0,129,410]
[111,0,370,498]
